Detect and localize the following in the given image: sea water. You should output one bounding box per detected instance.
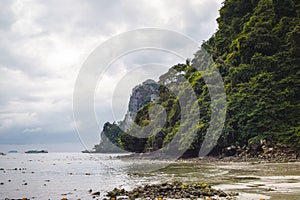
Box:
[0,153,170,199]
[1,153,300,200]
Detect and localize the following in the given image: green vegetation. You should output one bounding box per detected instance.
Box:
[93,122,125,153]
[95,0,300,156]
[216,0,300,148]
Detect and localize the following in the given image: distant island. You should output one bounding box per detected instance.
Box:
[25,150,48,154]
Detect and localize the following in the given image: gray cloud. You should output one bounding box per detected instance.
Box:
[0,0,222,151]
[0,0,16,30]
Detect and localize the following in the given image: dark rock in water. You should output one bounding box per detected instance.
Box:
[91,191,100,196]
[219,191,228,197]
[81,149,94,153]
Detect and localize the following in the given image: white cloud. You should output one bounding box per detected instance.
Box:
[22,127,42,133]
[10,0,45,36]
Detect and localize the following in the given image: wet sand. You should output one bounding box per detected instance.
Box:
[155,161,300,200]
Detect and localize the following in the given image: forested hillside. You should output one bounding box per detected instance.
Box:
[95,0,300,157]
[212,0,300,149]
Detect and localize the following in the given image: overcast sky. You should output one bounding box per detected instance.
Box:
[0,0,223,152]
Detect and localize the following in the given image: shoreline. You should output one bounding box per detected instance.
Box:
[117,152,300,164]
[115,143,300,164]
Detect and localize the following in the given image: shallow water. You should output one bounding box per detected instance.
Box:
[0,153,299,200]
[0,153,172,199]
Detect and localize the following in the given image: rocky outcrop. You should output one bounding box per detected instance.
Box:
[105,181,238,199]
[94,79,160,153]
[219,139,299,162]
[127,79,159,122]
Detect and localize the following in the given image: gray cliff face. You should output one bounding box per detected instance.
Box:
[126,79,159,126]
[95,79,160,152]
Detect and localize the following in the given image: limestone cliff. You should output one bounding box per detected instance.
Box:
[93,79,160,153]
